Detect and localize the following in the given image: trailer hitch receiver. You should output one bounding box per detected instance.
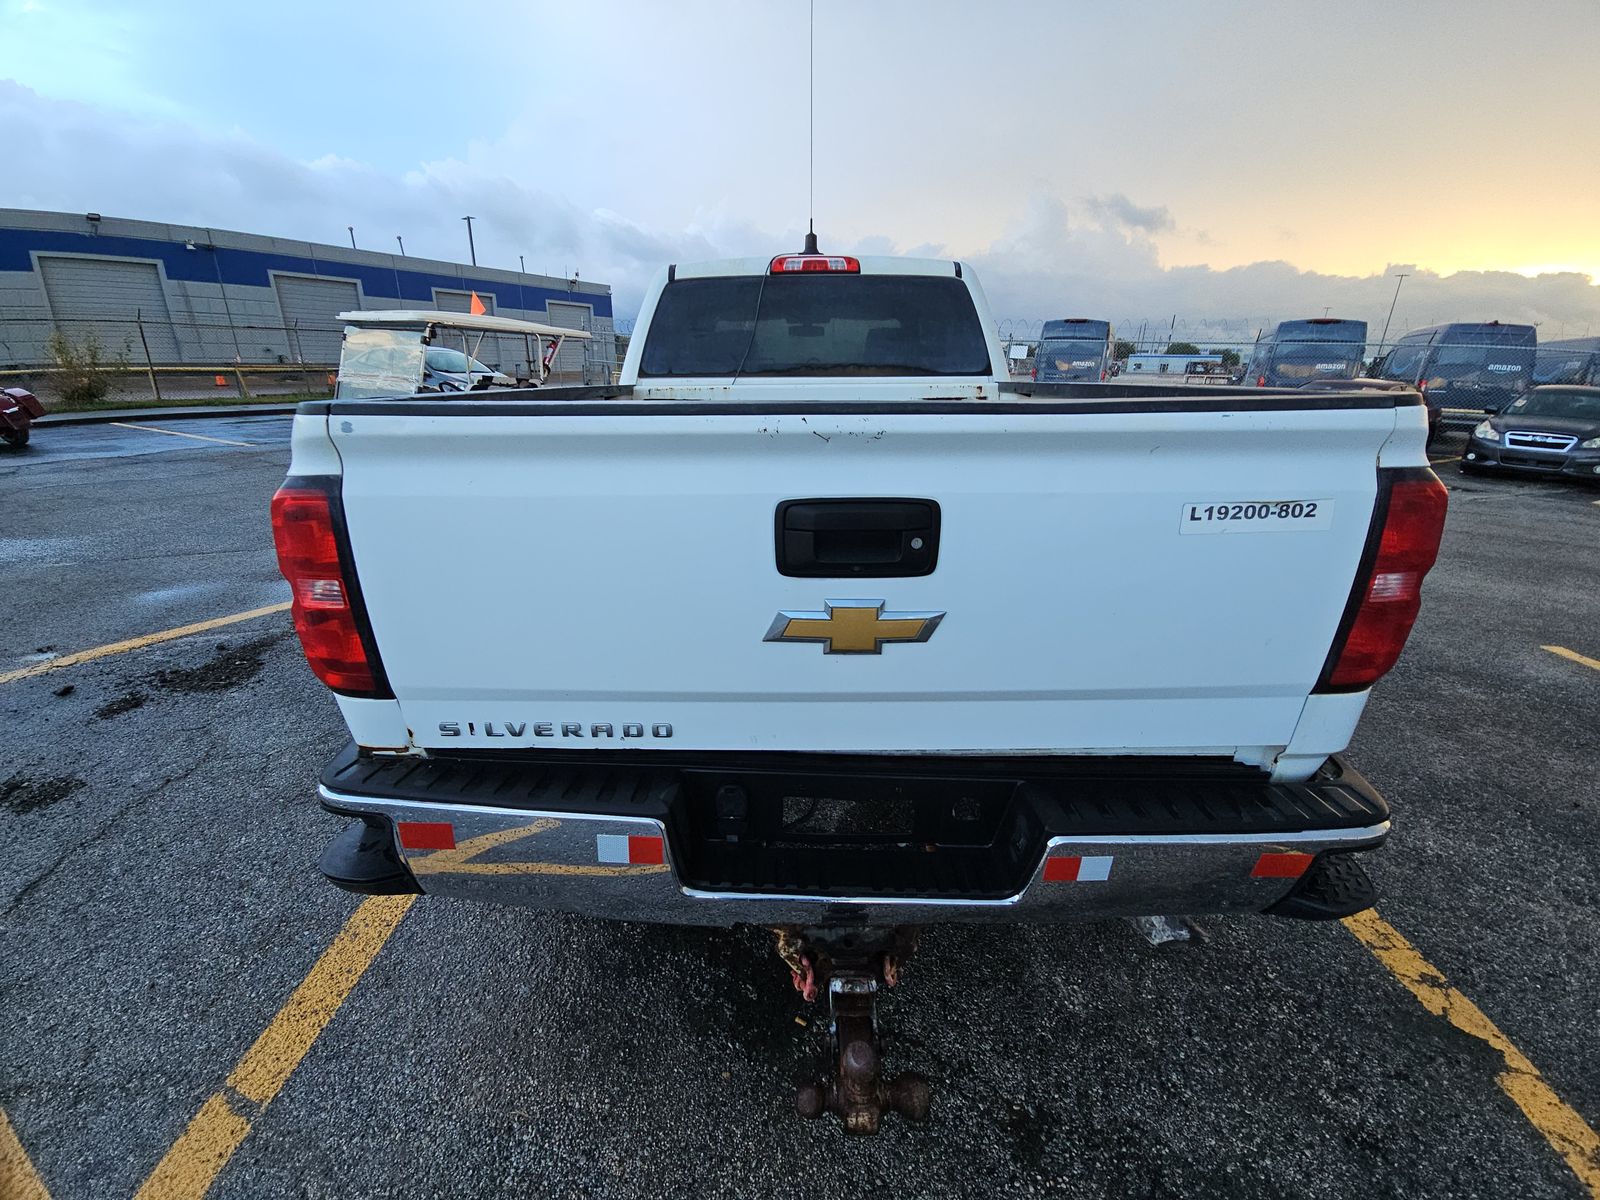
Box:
[779,926,930,1134]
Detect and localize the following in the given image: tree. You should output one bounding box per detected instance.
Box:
[1165,341,1201,356]
[1216,348,1241,368]
[1114,339,1135,361]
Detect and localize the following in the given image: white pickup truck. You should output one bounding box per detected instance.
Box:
[272,247,1447,1131]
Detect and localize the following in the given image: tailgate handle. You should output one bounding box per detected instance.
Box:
[775,498,940,578]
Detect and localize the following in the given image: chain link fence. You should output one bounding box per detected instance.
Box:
[0,313,626,409]
[13,307,1588,414]
[996,318,1600,438]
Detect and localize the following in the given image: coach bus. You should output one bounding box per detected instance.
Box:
[1371,321,1537,417]
[1032,318,1115,382]
[1244,317,1368,387]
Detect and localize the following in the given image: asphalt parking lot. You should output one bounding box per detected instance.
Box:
[2,414,1597,1199]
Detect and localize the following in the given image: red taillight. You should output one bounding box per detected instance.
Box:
[1320,470,1448,690]
[1256,375,1267,387]
[270,482,388,696]
[1099,368,1107,381]
[769,254,860,274]
[1030,366,1037,380]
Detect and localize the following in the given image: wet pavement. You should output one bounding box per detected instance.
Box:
[2,418,1597,1198]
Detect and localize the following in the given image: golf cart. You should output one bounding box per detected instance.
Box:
[334,310,593,399]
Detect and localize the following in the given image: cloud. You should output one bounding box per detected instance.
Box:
[1082,193,1176,235]
[4,79,1598,343]
[964,201,1600,345]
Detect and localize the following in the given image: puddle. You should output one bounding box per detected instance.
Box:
[1,773,87,815]
[0,537,84,566]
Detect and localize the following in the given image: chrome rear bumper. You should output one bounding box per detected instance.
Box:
[317,782,1388,927]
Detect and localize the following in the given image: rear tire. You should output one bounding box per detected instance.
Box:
[1,425,28,449]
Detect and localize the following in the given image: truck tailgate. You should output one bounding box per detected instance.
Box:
[327,400,1398,758]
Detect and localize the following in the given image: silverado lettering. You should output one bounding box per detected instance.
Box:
[437,721,672,738]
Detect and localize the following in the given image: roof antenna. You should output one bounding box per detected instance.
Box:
[803,0,819,255]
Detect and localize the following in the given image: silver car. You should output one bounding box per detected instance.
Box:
[423,346,514,391]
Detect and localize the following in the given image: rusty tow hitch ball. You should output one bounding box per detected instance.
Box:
[795,976,932,1134]
[795,1048,932,1133]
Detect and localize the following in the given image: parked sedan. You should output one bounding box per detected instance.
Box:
[1461,385,1600,482]
[423,346,515,391]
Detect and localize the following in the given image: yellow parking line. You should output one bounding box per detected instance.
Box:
[1543,645,1600,673]
[134,895,414,1200]
[0,602,291,686]
[0,1106,52,1200]
[402,821,669,879]
[416,859,669,878]
[109,422,254,447]
[1344,910,1600,1195]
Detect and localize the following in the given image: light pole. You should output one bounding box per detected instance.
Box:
[396,235,406,256]
[199,232,243,362]
[519,254,526,274]
[462,216,477,266]
[1377,273,1408,359]
[347,226,357,250]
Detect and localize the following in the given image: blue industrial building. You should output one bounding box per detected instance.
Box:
[0,208,614,376]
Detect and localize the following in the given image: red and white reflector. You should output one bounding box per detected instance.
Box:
[596,834,665,865]
[1252,851,1313,879]
[1321,470,1448,690]
[1042,854,1113,882]
[270,481,388,697]
[769,254,860,274]
[397,821,456,851]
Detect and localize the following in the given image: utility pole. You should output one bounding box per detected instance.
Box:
[202,232,244,364]
[1378,273,1408,359]
[347,226,357,250]
[462,216,477,266]
[396,235,406,256]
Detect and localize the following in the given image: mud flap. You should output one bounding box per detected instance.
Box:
[1265,852,1376,920]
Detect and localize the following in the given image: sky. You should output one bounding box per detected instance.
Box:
[5,0,1599,339]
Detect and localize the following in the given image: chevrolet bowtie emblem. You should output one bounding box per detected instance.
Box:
[764,600,945,655]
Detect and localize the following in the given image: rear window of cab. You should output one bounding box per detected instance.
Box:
[639,275,991,377]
